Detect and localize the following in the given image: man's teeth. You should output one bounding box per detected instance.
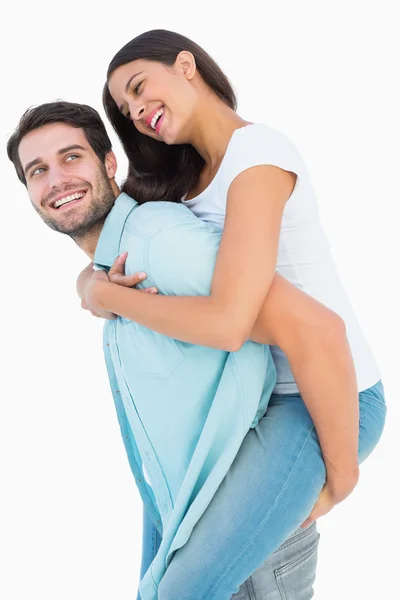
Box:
[150,108,164,130]
[54,192,85,208]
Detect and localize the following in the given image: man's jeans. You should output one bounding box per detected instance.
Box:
[137,382,386,599]
[138,505,320,600]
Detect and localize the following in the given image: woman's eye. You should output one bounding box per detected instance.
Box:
[134,81,143,95]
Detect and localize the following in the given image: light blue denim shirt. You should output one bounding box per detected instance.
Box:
[94,193,276,600]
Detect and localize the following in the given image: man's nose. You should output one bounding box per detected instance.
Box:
[47,165,70,190]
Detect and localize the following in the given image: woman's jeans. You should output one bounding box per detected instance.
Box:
[137,381,386,600]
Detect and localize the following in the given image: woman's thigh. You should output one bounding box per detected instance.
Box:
[158,394,324,600]
[139,508,320,600]
[158,383,386,600]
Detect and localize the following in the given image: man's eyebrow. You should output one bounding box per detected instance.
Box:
[118,71,144,113]
[23,144,87,176]
[24,157,42,175]
[57,144,86,155]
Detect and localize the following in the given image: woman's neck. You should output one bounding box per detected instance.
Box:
[188,96,251,169]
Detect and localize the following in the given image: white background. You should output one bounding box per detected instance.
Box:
[1,1,399,598]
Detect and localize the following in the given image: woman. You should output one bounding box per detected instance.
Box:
[79,29,386,599]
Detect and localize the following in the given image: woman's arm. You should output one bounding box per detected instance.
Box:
[85,263,359,479]
[90,165,294,350]
[251,273,359,477]
[82,250,359,482]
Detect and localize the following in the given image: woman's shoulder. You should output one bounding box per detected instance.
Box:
[230,122,299,156]
[221,122,306,189]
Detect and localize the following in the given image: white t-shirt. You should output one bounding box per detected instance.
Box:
[183,123,381,393]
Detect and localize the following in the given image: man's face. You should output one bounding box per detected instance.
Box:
[19,122,117,237]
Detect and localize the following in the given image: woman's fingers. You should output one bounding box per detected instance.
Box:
[108,253,158,292]
[300,485,335,528]
[108,252,128,277]
[109,271,148,287]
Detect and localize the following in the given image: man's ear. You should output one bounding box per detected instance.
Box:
[104,151,118,179]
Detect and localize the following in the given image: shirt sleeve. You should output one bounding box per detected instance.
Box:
[221,124,306,197]
[145,212,223,297]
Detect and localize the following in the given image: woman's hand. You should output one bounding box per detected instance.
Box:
[81,269,117,319]
[80,253,158,320]
[108,252,158,292]
[300,467,359,528]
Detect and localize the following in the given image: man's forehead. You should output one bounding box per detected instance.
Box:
[19,122,88,163]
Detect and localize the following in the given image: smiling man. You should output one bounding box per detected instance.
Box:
[7,100,348,600]
[14,113,118,251]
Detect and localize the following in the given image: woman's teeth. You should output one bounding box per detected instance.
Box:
[54,192,85,209]
[151,108,164,130]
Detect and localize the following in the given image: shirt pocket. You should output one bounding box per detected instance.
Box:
[119,317,185,379]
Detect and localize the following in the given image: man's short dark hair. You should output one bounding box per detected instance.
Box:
[7,101,113,185]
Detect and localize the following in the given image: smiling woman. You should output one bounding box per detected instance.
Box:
[90,29,386,600]
[5,29,386,600]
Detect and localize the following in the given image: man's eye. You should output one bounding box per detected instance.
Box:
[31,166,45,177]
[65,154,79,162]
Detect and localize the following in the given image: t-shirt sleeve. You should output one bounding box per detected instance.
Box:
[146,215,222,297]
[221,124,305,197]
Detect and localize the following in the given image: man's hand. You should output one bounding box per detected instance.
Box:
[301,467,359,528]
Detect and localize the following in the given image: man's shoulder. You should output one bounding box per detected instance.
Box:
[125,199,202,238]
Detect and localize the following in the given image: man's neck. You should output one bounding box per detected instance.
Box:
[74,182,121,259]
[73,221,104,260]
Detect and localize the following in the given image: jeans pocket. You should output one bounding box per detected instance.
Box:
[274,523,320,600]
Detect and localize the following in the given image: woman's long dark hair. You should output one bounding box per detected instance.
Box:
[103,29,237,204]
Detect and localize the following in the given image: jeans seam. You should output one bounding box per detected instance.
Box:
[245,575,256,600]
[275,534,320,578]
[205,424,316,599]
[274,535,320,600]
[274,520,317,552]
[360,398,387,413]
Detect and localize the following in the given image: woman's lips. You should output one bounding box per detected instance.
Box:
[155,111,165,135]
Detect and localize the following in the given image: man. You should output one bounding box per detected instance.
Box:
[8,101,335,599]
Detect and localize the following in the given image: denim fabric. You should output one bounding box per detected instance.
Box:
[134,381,385,600]
[97,193,278,599]
[137,506,319,600]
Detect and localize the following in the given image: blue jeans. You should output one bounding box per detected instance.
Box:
[138,381,386,599]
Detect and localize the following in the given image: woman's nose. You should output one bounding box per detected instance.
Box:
[129,100,146,122]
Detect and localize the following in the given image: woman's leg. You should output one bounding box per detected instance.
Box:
[158,382,386,600]
[140,506,320,600]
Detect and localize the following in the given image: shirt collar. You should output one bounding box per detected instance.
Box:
[94,192,138,269]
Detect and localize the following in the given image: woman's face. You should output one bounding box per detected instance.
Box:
[108,54,199,145]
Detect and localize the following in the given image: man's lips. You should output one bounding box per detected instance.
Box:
[55,195,86,211]
[48,189,88,209]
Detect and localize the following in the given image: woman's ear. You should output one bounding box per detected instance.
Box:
[176,51,197,80]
